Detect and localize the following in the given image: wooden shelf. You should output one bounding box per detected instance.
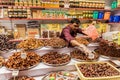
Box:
[0,5,111,11]
[112,5,120,10]
[108,22,120,24]
[74,8,110,11]
[0,18,109,21]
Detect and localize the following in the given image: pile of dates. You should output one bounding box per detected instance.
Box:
[17,38,44,50]
[5,52,41,70]
[96,39,120,57]
[78,63,120,77]
[0,56,4,67]
[70,49,99,61]
[75,37,89,45]
[41,52,71,65]
[0,34,16,51]
[9,76,35,80]
[44,38,67,48]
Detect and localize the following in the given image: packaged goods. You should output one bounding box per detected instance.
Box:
[49,30,55,38]
[42,30,49,38]
[104,12,111,20]
[14,24,26,39]
[27,27,40,38]
[83,24,99,40]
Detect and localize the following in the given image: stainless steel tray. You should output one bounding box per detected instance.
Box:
[5,62,40,71]
[100,55,120,60]
[18,46,43,51]
[42,59,71,67]
[72,58,98,62]
[0,49,14,54]
[45,46,66,49]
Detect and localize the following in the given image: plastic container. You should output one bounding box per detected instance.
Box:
[104,12,111,20]
[93,11,98,19]
[111,1,117,9]
[109,15,114,22]
[98,12,104,19]
[113,16,120,23]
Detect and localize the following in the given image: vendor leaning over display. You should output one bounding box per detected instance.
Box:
[60,18,94,58]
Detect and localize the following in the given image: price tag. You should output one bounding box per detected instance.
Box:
[88,53,95,59]
[12,70,19,77]
[35,35,39,39]
[21,52,27,59]
[64,4,69,8]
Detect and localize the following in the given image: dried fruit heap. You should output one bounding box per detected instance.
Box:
[17,38,44,50]
[41,52,71,65]
[78,63,120,77]
[5,52,41,70]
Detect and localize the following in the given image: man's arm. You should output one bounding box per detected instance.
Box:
[63,28,93,57]
[77,28,87,35]
[63,28,87,47]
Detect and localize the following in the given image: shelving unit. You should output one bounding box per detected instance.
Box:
[0,18,109,21]
[0,5,112,11]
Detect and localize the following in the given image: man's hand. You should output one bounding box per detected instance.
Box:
[78,44,95,59]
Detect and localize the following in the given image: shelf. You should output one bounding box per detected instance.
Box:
[79,18,109,21]
[0,18,109,21]
[0,18,68,20]
[0,5,111,11]
[112,5,120,10]
[108,22,120,24]
[74,8,110,11]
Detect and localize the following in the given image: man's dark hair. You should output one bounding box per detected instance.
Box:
[70,18,80,24]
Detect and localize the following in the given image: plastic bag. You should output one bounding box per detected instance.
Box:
[83,24,99,40]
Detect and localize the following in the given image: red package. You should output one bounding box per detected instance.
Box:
[83,24,99,40]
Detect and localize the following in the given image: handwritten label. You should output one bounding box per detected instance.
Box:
[64,4,69,8]
[88,53,95,59]
[12,70,19,77]
[21,52,27,59]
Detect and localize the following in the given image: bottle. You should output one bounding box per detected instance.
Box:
[33,0,36,6]
[37,0,41,6]
[19,0,23,6]
[15,0,19,6]
[24,0,28,6]
[28,0,33,6]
